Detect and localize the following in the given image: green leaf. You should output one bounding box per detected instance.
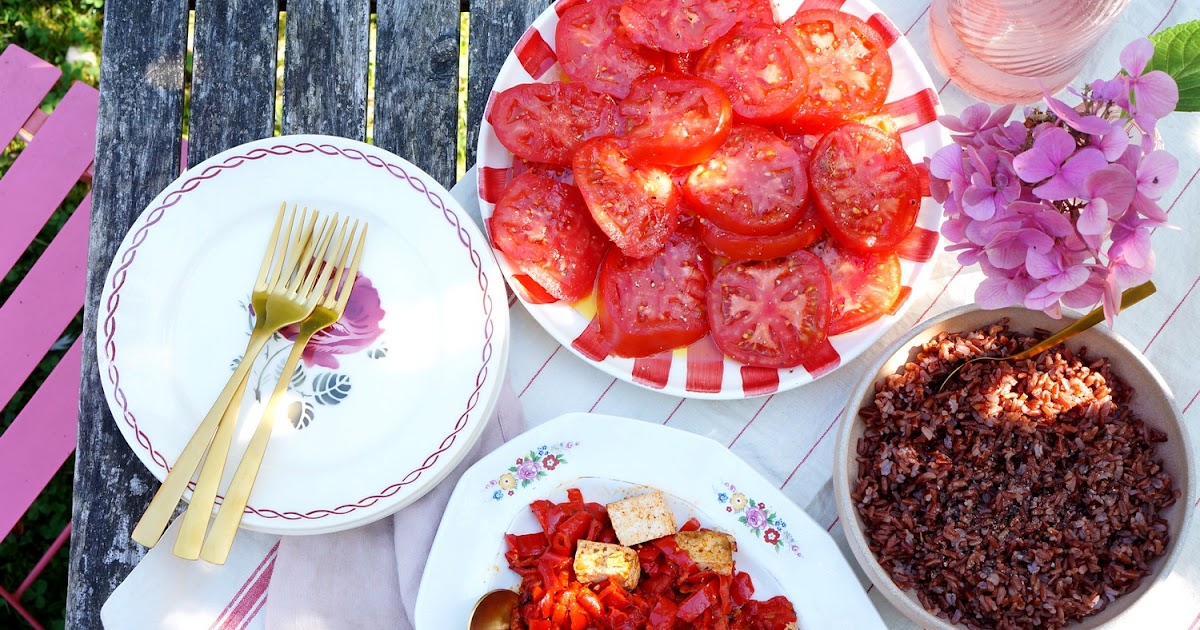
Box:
[1147,20,1200,112]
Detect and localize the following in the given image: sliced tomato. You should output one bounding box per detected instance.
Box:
[775,129,820,160]
[810,239,901,335]
[619,73,733,167]
[488,173,608,302]
[490,82,619,165]
[597,224,709,357]
[808,122,920,253]
[617,0,742,53]
[782,9,893,132]
[707,250,831,368]
[511,157,575,186]
[684,125,808,236]
[556,0,665,98]
[666,51,696,75]
[697,203,822,260]
[573,136,680,258]
[694,22,808,124]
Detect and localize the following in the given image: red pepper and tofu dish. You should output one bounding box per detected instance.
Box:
[504,488,799,629]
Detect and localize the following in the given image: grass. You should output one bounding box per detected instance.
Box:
[1,3,471,628]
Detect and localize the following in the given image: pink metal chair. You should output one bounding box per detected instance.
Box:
[0,44,97,630]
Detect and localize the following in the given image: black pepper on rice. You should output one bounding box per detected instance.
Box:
[853,321,1176,630]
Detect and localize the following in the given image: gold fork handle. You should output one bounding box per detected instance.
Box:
[1009,281,1157,362]
[172,365,253,559]
[200,332,313,564]
[130,328,273,548]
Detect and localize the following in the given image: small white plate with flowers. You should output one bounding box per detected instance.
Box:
[416,412,885,628]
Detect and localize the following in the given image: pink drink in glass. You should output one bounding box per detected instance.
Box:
[930,0,1131,103]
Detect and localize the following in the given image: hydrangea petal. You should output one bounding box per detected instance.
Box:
[929,145,965,181]
[1044,94,1113,134]
[1137,150,1179,199]
[1133,71,1179,121]
[976,275,1015,309]
[1119,38,1154,77]
[1044,265,1089,292]
[1083,165,1136,214]
[1024,283,1064,311]
[1025,249,1062,279]
[1013,127,1074,183]
[1077,199,1109,236]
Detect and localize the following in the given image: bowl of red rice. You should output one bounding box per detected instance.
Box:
[834,305,1194,629]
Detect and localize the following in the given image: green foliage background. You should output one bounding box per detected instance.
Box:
[1,1,102,628]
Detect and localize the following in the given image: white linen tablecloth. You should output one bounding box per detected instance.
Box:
[102,1,1200,628]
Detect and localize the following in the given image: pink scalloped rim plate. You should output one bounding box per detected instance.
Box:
[476,0,951,399]
[96,135,510,535]
[416,412,886,628]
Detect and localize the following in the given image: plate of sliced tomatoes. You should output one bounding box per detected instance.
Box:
[478,0,949,399]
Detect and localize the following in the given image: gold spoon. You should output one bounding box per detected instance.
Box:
[469,589,518,630]
[936,280,1156,393]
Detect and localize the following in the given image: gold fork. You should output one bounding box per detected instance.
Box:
[170,209,342,558]
[200,217,368,564]
[131,204,331,548]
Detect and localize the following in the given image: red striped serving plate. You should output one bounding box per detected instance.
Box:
[477,0,951,399]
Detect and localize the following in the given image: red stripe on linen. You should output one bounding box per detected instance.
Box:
[237,593,269,630]
[826,516,840,531]
[571,315,611,361]
[797,0,845,10]
[662,398,685,425]
[632,351,672,389]
[904,4,931,36]
[210,543,278,630]
[519,346,561,398]
[514,28,557,80]
[554,0,587,16]
[1184,387,1199,414]
[801,338,840,378]
[740,366,779,397]
[685,335,724,393]
[589,378,618,412]
[895,227,939,263]
[866,14,901,48]
[888,286,913,315]
[880,88,938,135]
[729,396,774,448]
[220,555,276,630]
[512,274,559,304]
[1143,273,1200,352]
[478,166,511,204]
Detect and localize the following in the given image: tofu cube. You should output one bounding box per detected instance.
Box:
[606,490,677,546]
[573,540,640,590]
[674,530,736,575]
[785,623,800,630]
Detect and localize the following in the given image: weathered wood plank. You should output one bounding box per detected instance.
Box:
[282,0,370,139]
[67,0,189,627]
[465,0,549,168]
[374,0,461,188]
[189,0,279,165]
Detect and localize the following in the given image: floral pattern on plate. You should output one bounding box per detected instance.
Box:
[233,272,386,429]
[486,442,578,500]
[718,482,802,558]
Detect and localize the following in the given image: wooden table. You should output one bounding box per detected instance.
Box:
[66,0,544,624]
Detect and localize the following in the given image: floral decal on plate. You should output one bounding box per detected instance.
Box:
[486,442,578,500]
[717,482,801,558]
[233,272,386,429]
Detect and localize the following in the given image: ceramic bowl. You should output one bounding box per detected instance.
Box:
[833,305,1195,629]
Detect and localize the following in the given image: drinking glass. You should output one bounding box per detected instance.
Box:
[929,0,1132,103]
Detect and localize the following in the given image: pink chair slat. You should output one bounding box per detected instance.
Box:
[0,338,82,541]
[0,194,89,410]
[0,45,61,147]
[0,81,98,280]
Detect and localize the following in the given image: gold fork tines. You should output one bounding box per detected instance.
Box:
[199,217,368,564]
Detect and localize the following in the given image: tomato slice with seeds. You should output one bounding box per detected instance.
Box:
[810,239,902,335]
[781,9,893,132]
[697,203,823,261]
[556,0,665,99]
[490,82,619,165]
[684,125,808,237]
[618,0,743,53]
[573,136,680,258]
[598,224,710,357]
[489,173,609,302]
[707,250,831,369]
[694,22,809,124]
[808,122,920,253]
[511,157,575,186]
[619,73,733,167]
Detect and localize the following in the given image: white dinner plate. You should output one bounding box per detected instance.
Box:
[97,135,510,535]
[416,413,885,628]
[476,0,951,399]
